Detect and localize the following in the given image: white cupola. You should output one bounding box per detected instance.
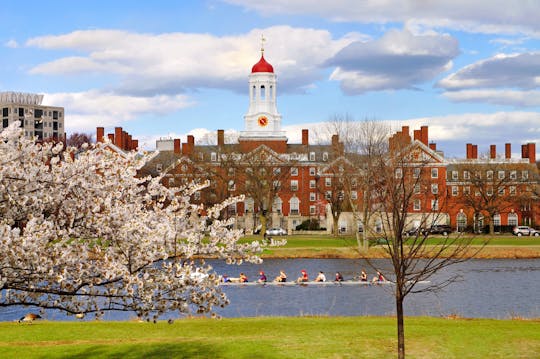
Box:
[240,39,286,140]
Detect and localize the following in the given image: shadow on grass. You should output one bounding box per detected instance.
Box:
[42,342,278,359]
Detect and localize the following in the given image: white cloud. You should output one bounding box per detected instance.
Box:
[26,27,358,95]
[45,90,194,133]
[438,52,540,90]
[224,0,540,37]
[443,89,540,107]
[327,29,459,93]
[4,39,18,48]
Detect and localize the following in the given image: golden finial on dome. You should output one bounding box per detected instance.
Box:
[260,34,266,54]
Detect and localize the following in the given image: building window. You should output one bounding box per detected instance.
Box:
[510,171,517,180]
[156,164,162,172]
[245,198,254,212]
[487,186,493,196]
[509,186,516,195]
[452,186,458,196]
[291,167,298,176]
[325,177,331,187]
[228,180,236,191]
[498,171,505,180]
[273,180,281,190]
[351,178,357,188]
[325,191,332,200]
[309,180,316,189]
[309,167,316,176]
[487,170,493,180]
[309,205,316,215]
[322,152,328,161]
[395,168,402,179]
[273,167,281,175]
[228,168,235,176]
[289,197,300,215]
[498,187,505,195]
[310,192,316,201]
[431,183,438,194]
[273,197,283,214]
[452,171,458,180]
[414,184,420,194]
[457,213,467,232]
[351,191,357,200]
[413,199,421,211]
[194,191,201,201]
[463,186,470,195]
[431,168,438,178]
[463,170,470,180]
[522,171,529,180]
[211,152,217,161]
[431,199,439,211]
[508,213,518,226]
[309,152,315,161]
[413,167,421,179]
[291,180,298,191]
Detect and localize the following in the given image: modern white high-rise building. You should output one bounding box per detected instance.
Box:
[0,92,65,141]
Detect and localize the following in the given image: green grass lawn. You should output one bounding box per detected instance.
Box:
[0,317,538,358]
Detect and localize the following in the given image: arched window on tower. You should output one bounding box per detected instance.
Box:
[261,85,266,101]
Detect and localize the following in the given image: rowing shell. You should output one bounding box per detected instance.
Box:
[219,280,430,287]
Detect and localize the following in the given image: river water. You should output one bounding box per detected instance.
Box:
[1,259,538,321]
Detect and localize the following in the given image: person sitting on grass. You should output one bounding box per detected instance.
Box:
[314,271,326,282]
[297,269,309,283]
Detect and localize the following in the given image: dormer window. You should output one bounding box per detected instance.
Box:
[322,152,328,161]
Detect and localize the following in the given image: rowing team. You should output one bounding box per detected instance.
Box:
[220,269,387,284]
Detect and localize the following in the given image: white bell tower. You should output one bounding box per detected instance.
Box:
[239,37,286,140]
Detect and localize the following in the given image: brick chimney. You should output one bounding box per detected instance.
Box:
[96,127,104,143]
[107,133,114,142]
[302,129,309,145]
[490,144,496,159]
[523,143,536,164]
[420,126,429,146]
[217,129,224,146]
[429,143,437,151]
[114,127,123,148]
[472,145,478,159]
[505,143,511,159]
[413,129,421,142]
[466,143,472,159]
[522,144,529,159]
[174,139,181,154]
[132,139,138,151]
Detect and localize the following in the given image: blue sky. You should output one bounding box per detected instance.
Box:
[1,0,539,158]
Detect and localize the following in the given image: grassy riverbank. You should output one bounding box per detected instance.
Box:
[1,317,538,358]
[246,234,540,259]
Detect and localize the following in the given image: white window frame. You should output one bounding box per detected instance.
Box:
[452,186,458,196]
[310,192,316,201]
[325,177,332,187]
[431,168,438,178]
[309,152,315,161]
[290,180,298,191]
[309,167,316,176]
[413,199,421,211]
[291,167,298,176]
[431,183,438,194]
[309,180,316,189]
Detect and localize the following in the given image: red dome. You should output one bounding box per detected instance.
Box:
[251,54,274,73]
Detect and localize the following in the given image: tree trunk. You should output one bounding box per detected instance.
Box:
[333,215,339,237]
[396,293,405,359]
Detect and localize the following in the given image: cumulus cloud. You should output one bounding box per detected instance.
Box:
[443,89,540,107]
[224,0,540,36]
[4,39,18,48]
[327,29,459,93]
[26,27,358,95]
[438,52,540,90]
[45,90,193,132]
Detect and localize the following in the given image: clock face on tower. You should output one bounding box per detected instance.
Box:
[257,115,268,127]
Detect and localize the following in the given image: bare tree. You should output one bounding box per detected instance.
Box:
[66,132,93,148]
[449,160,536,234]
[314,115,390,249]
[367,136,481,359]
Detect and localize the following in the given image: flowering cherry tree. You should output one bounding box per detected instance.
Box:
[0,122,268,320]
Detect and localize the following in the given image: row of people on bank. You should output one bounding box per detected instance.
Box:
[221,269,387,284]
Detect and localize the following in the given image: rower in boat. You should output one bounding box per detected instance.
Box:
[274,270,287,282]
[239,273,248,283]
[360,269,368,282]
[296,269,308,283]
[258,271,267,283]
[334,272,344,282]
[314,271,326,282]
[372,271,386,283]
